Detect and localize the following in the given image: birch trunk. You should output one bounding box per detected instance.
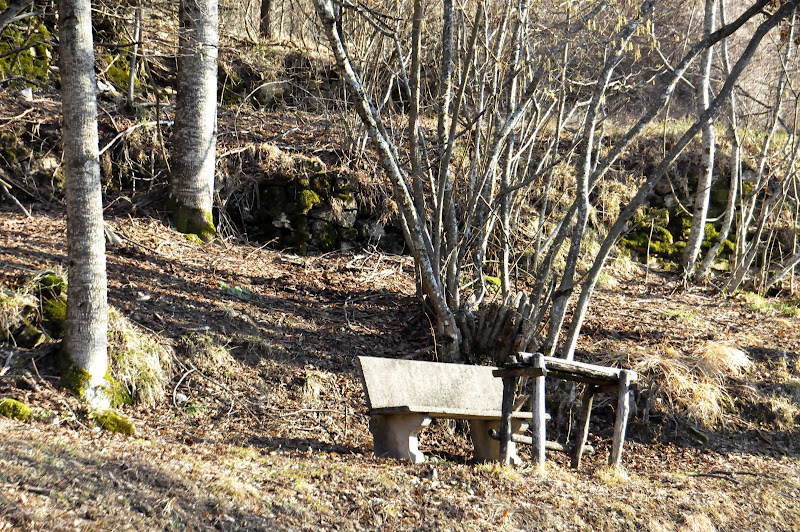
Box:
[58,0,109,407]
[696,0,740,280]
[171,0,219,242]
[682,0,717,278]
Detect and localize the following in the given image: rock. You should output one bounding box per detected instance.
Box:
[356,220,385,245]
[13,323,45,348]
[255,80,292,107]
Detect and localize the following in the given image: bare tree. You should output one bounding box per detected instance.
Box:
[170,0,219,242]
[312,0,798,363]
[58,0,109,407]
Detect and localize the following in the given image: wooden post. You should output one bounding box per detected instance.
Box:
[609,369,633,467]
[532,353,546,473]
[499,375,516,465]
[571,384,596,469]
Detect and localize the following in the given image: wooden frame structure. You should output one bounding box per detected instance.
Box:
[493,352,637,472]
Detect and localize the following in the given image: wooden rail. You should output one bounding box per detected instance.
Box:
[493,352,637,472]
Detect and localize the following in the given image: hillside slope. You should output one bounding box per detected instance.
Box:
[1,207,799,530]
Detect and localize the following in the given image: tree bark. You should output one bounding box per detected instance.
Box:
[58,0,109,407]
[682,0,717,278]
[171,0,219,242]
[259,0,272,39]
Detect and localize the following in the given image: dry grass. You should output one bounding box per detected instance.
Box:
[107,307,174,407]
[600,341,752,427]
[179,332,239,376]
[0,287,36,341]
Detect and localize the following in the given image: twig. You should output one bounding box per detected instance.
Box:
[0,350,15,377]
[0,177,31,218]
[691,471,741,484]
[0,106,34,126]
[279,408,349,418]
[172,368,196,408]
[99,120,173,156]
[708,468,777,479]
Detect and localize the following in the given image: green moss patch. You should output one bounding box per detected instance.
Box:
[13,322,45,348]
[92,409,134,436]
[297,189,321,213]
[168,199,218,243]
[57,351,93,399]
[34,271,67,300]
[0,398,31,422]
[41,296,66,339]
[0,14,52,86]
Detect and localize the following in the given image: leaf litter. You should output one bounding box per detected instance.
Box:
[0,208,798,530]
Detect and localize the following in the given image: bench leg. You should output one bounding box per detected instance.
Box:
[369,414,431,464]
[469,419,530,465]
[571,385,596,469]
[609,370,633,467]
[498,376,517,465]
[532,364,546,473]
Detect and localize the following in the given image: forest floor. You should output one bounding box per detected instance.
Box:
[1,206,799,531]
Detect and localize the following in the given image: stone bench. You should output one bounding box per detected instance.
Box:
[356,356,538,464]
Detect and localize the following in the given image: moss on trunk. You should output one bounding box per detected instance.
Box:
[168,198,217,242]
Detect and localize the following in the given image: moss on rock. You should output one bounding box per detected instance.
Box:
[35,272,67,300]
[0,16,51,86]
[296,189,321,213]
[93,409,134,436]
[41,295,66,339]
[317,221,338,251]
[13,322,45,348]
[0,398,31,421]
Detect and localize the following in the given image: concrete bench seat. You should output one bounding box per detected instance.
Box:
[356,356,539,464]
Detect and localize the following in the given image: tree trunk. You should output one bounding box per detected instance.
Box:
[58,0,109,408]
[313,0,462,360]
[682,0,717,278]
[171,0,219,242]
[695,0,741,280]
[259,0,272,40]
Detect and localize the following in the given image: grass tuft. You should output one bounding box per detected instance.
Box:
[739,291,800,317]
[108,308,174,407]
[180,332,238,375]
[598,341,751,428]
